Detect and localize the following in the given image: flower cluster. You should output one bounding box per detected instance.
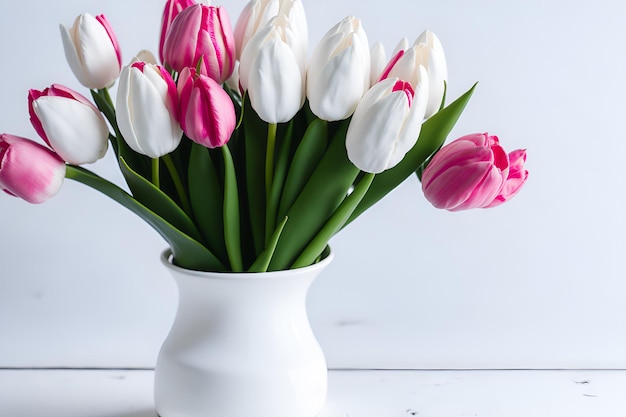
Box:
[0,0,527,272]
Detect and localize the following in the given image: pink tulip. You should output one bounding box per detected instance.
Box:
[422,133,522,211]
[159,0,196,64]
[178,67,236,148]
[162,4,236,84]
[0,134,66,204]
[29,84,109,165]
[485,148,529,208]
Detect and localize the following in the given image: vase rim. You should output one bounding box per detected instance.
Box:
[160,247,334,280]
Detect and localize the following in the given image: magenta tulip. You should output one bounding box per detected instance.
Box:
[0,134,66,204]
[485,148,529,208]
[159,0,196,64]
[162,4,236,84]
[422,133,516,211]
[177,67,236,148]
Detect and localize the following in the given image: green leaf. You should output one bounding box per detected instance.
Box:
[277,119,328,220]
[248,216,288,273]
[269,120,359,271]
[347,83,477,224]
[291,172,374,269]
[65,165,224,271]
[222,145,243,272]
[188,143,228,265]
[119,157,204,243]
[242,96,267,256]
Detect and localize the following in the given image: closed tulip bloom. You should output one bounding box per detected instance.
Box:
[116,62,183,158]
[239,14,306,123]
[60,13,122,89]
[307,16,370,121]
[159,0,196,63]
[178,67,236,148]
[162,4,235,84]
[346,74,428,174]
[0,134,65,204]
[380,30,447,118]
[234,0,279,59]
[485,148,528,207]
[29,84,109,165]
[421,133,513,211]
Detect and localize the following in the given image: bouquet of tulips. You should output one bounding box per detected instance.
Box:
[0,0,528,272]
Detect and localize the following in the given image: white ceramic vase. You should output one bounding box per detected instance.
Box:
[154,248,333,417]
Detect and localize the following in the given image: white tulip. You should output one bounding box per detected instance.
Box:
[307,16,370,121]
[60,13,122,89]
[239,13,306,123]
[29,85,109,165]
[116,63,182,158]
[234,0,280,59]
[346,73,428,174]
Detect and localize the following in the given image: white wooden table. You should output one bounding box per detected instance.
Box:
[1,368,625,417]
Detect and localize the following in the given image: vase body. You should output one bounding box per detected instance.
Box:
[155,249,333,417]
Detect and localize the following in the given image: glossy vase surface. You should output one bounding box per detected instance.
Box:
[155,249,333,417]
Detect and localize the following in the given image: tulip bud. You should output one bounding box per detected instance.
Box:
[307,16,370,121]
[162,4,236,84]
[60,13,122,89]
[380,30,447,118]
[116,63,183,158]
[234,0,280,59]
[29,84,109,165]
[239,13,307,123]
[346,74,428,174]
[485,148,528,207]
[177,67,236,148]
[421,133,522,211]
[159,0,197,63]
[369,41,386,87]
[0,134,66,204]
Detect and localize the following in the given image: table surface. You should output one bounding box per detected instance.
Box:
[1,369,625,417]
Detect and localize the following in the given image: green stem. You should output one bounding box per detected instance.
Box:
[152,158,160,188]
[265,123,278,243]
[162,154,191,215]
[265,123,277,199]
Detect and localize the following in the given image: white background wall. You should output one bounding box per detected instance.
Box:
[0,0,624,370]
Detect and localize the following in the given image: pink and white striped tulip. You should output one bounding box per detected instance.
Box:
[159,0,196,64]
[234,0,280,60]
[0,134,65,204]
[239,13,307,123]
[162,4,236,84]
[60,13,122,89]
[116,62,183,158]
[177,67,236,148]
[29,84,109,165]
[421,133,526,211]
[380,30,447,118]
[307,16,370,121]
[346,75,428,174]
[485,148,529,208]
